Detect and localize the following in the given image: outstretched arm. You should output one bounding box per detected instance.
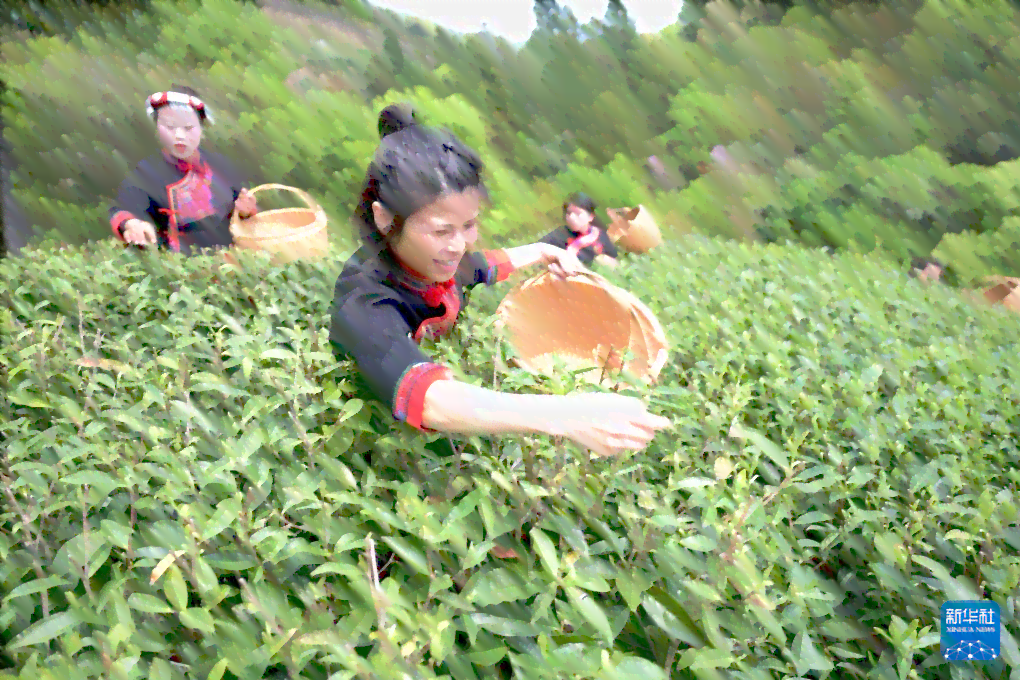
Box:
[503,242,588,278]
[504,242,557,269]
[419,379,669,458]
[458,243,585,288]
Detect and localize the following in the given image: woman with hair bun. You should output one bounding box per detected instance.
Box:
[377,102,416,138]
[108,84,259,255]
[329,106,669,458]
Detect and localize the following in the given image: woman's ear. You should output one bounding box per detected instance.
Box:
[372,201,395,236]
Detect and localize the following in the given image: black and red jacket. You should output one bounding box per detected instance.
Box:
[108,149,253,255]
[539,222,618,265]
[330,245,516,430]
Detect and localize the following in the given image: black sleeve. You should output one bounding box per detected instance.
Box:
[329,283,452,430]
[208,152,250,204]
[574,247,596,265]
[108,167,158,239]
[455,249,517,289]
[599,228,619,258]
[539,226,569,249]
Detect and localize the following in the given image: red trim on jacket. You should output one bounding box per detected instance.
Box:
[393,362,454,430]
[482,249,516,283]
[110,211,136,239]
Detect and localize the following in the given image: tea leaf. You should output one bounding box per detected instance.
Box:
[127,593,173,614]
[8,612,79,649]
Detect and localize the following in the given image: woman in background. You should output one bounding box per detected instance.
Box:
[909,256,944,284]
[329,107,668,458]
[109,84,258,255]
[540,192,619,269]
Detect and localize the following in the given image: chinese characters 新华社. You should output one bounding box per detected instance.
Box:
[946,609,996,626]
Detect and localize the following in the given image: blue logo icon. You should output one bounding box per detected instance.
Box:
[941,601,1000,662]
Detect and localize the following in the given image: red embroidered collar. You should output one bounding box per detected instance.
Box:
[161,149,210,178]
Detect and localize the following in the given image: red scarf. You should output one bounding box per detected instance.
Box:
[162,149,211,181]
[419,278,457,307]
[391,255,461,342]
[566,225,602,255]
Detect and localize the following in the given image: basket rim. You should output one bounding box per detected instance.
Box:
[231,209,327,241]
[496,271,667,381]
[607,205,662,245]
[495,271,632,319]
[229,183,325,235]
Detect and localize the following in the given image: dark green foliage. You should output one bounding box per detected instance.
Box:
[4,239,1020,678]
[1,0,154,38]
[383,27,405,72]
[532,0,580,38]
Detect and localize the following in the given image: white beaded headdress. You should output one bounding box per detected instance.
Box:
[145,91,215,125]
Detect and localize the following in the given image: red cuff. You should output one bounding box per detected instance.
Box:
[110,211,135,239]
[483,249,516,283]
[393,362,454,431]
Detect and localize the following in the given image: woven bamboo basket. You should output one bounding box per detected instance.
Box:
[229,184,329,263]
[978,276,1020,313]
[608,285,670,378]
[495,270,669,385]
[607,205,662,254]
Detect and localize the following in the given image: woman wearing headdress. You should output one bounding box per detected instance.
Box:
[539,192,619,268]
[329,105,668,458]
[909,256,944,284]
[108,85,259,255]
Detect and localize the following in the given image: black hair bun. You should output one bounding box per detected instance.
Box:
[378,103,416,139]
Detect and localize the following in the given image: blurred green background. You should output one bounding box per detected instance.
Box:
[4,0,1020,283]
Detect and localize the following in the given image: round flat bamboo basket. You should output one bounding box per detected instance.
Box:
[229,183,329,263]
[608,285,669,379]
[607,205,663,254]
[495,270,668,385]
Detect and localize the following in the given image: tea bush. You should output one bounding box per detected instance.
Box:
[3,237,1020,679]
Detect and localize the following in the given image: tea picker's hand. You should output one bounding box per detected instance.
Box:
[235,189,258,218]
[122,219,157,246]
[542,245,587,280]
[551,392,671,457]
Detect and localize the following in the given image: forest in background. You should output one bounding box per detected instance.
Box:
[3,0,1020,284]
[7,2,1020,679]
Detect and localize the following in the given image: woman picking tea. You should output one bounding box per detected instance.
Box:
[329,108,669,458]
[108,85,259,255]
[539,192,619,268]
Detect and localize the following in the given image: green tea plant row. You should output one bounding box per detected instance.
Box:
[3,238,1020,679]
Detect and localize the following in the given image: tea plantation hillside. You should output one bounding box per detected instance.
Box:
[2,238,1020,679]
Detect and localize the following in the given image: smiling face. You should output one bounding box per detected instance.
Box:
[156,106,203,160]
[565,203,595,234]
[373,187,483,283]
